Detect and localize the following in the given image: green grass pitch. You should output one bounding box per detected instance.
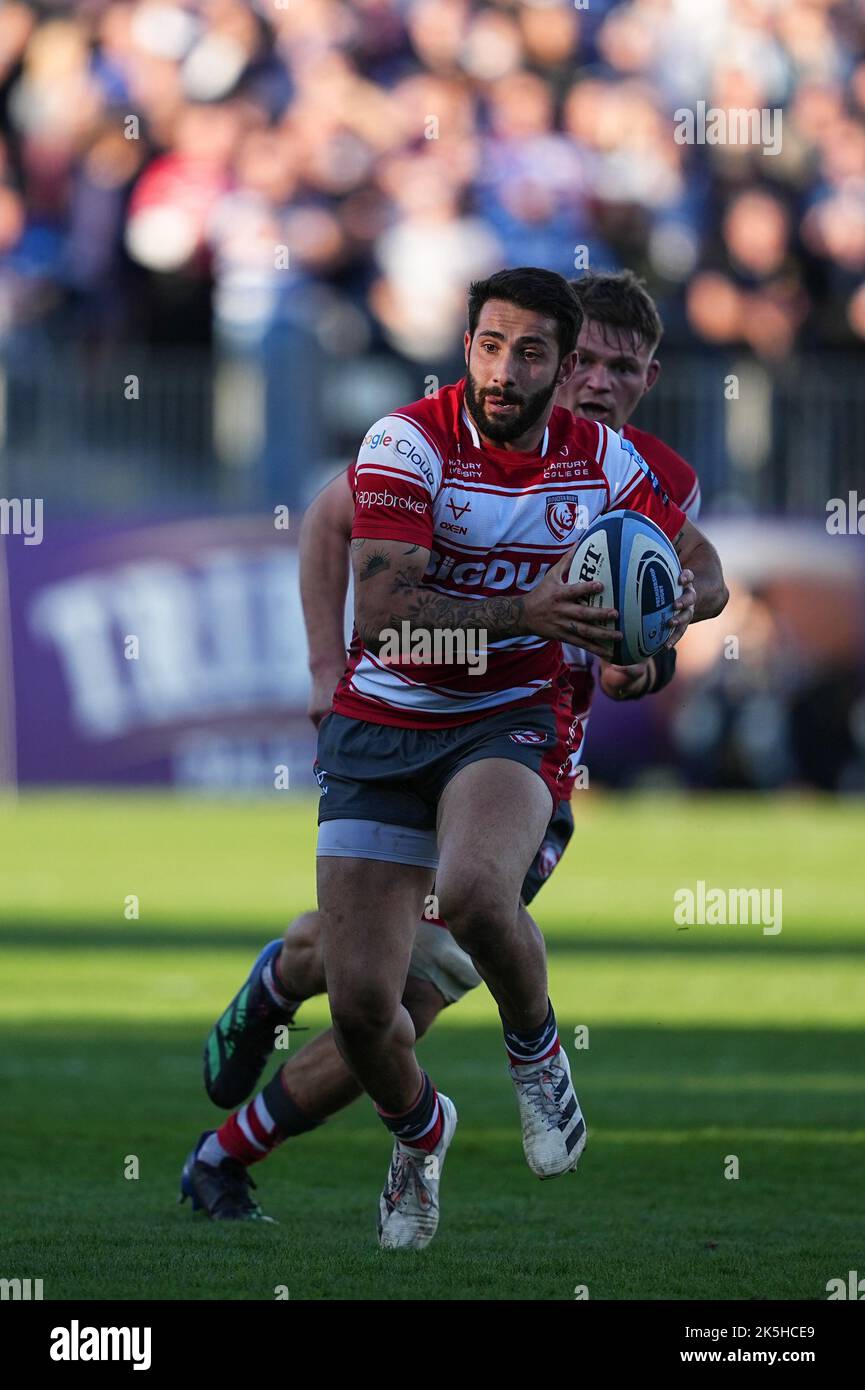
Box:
[1,791,863,1301]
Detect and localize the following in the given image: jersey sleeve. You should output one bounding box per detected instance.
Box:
[624,427,701,521]
[599,424,685,544]
[682,477,701,521]
[351,414,442,548]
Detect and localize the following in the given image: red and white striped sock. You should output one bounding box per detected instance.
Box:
[261,953,302,1014]
[375,1072,444,1153]
[198,1068,321,1168]
[200,1093,282,1167]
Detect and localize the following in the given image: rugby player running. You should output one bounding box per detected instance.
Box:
[181,269,727,1245]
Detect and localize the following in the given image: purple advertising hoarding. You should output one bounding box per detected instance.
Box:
[2,516,320,790]
[2,514,863,791]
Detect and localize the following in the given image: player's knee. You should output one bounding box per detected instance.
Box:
[281,912,323,972]
[441,890,514,956]
[282,911,321,953]
[330,983,398,1041]
[437,870,488,925]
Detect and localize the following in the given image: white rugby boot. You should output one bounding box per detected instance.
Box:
[509,1046,587,1178]
[377,1094,458,1250]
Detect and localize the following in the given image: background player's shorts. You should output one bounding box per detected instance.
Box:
[409,919,483,1003]
[315,704,569,866]
[407,799,576,1003]
[521,800,575,906]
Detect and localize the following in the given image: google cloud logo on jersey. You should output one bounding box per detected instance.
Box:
[363,429,392,449]
[621,437,670,505]
[361,427,435,486]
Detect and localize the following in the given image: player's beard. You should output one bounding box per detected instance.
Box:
[464,367,559,445]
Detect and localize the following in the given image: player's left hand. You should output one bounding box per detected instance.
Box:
[600,659,654,700]
[664,568,696,649]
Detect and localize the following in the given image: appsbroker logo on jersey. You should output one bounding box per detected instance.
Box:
[356,489,429,515]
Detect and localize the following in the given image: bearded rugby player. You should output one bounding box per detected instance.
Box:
[181,269,726,1245]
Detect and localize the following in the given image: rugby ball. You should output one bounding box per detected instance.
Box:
[566,509,682,665]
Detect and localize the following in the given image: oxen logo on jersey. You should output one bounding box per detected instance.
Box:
[447,496,472,521]
[545,494,581,541]
[510,730,548,745]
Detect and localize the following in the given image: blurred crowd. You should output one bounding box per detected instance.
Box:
[1,0,865,364]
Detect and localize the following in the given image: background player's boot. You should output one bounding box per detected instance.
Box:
[178,1131,276,1222]
[377,1095,458,1251]
[509,1048,587,1178]
[203,939,292,1108]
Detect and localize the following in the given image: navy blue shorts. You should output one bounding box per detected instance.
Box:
[315,705,563,869]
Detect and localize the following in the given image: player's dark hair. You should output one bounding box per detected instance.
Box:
[467,267,583,360]
[568,270,664,354]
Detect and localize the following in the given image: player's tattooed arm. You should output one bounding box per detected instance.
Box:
[351,538,527,651]
[392,566,527,637]
[352,540,420,585]
[352,537,626,656]
[357,546,392,583]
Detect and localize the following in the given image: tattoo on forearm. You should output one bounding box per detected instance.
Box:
[359,550,392,582]
[391,565,425,594]
[359,620,387,647]
[385,564,524,635]
[356,554,526,650]
[403,591,524,636]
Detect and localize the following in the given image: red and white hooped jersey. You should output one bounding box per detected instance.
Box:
[333,377,686,730]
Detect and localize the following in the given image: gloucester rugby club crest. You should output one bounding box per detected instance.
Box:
[545,494,580,541]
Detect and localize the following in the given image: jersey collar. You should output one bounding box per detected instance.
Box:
[461,403,550,458]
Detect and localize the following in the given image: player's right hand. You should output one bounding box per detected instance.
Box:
[522,549,622,658]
